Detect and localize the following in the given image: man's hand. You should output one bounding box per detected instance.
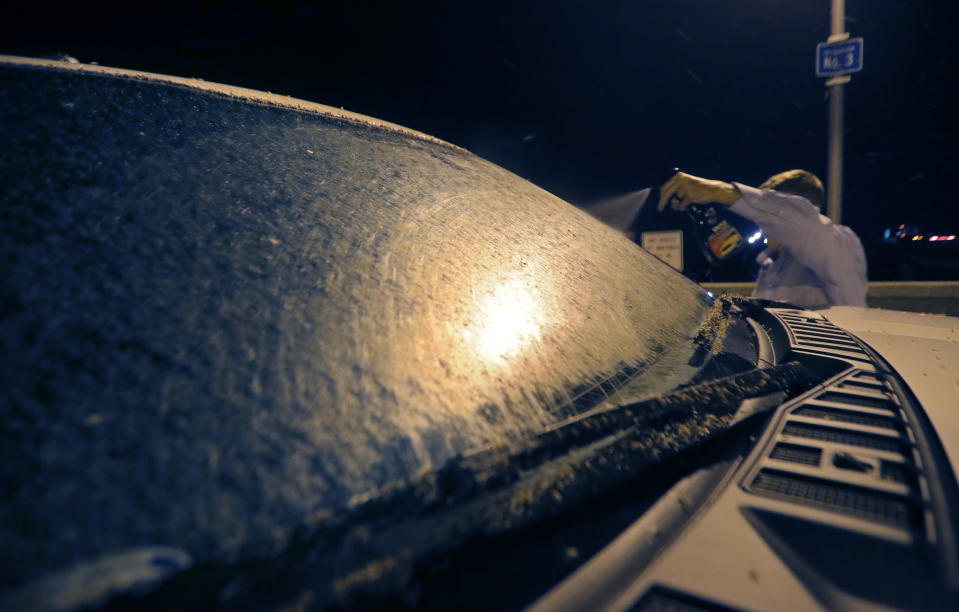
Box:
[657,171,741,212]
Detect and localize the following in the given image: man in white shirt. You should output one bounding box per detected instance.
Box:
[658,169,867,309]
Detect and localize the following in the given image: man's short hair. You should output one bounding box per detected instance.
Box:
[759,169,825,210]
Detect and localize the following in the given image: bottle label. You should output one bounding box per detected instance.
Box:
[707,220,743,261]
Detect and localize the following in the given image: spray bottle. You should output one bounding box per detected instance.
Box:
[686,202,745,266]
[666,168,745,267]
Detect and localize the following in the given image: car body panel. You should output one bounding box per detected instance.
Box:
[822,306,959,489]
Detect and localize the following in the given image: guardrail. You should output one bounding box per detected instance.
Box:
[701,281,959,316]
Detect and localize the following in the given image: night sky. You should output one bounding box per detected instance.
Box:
[4,0,957,235]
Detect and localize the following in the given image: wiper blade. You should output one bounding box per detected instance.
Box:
[120,362,817,610]
[502,361,813,468]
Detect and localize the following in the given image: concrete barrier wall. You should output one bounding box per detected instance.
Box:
[701,281,959,317]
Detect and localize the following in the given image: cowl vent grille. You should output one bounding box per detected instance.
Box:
[750,469,917,531]
[774,311,870,359]
[782,422,904,454]
[792,405,901,431]
[816,391,895,411]
[744,315,930,540]
[839,377,885,392]
[770,442,822,466]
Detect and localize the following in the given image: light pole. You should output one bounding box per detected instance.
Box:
[826,0,849,224]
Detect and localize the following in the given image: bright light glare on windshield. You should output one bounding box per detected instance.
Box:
[465,279,544,363]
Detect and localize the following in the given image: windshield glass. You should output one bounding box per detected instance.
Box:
[0,59,712,588]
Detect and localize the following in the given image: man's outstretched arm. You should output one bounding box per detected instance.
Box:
[657,171,741,211]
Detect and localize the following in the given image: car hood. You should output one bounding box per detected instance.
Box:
[822,306,959,485]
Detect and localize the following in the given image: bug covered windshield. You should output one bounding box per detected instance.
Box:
[0,58,713,593]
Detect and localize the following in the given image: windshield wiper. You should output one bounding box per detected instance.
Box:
[114,358,818,611]
[107,298,813,610]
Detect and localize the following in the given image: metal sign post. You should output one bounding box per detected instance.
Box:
[818,0,863,224]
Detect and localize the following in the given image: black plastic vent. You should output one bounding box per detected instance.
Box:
[816,391,895,412]
[783,322,842,332]
[793,406,901,431]
[795,339,865,354]
[630,586,737,612]
[796,338,861,350]
[783,422,904,454]
[792,328,855,340]
[839,377,885,391]
[788,329,839,336]
[778,314,826,324]
[774,313,873,357]
[844,372,884,385]
[795,334,861,347]
[770,442,822,466]
[750,470,916,530]
[880,461,916,486]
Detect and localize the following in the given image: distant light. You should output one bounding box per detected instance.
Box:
[763,238,768,244]
[930,236,939,241]
[747,231,763,244]
[912,235,923,241]
[883,229,891,239]
[706,291,716,299]
[899,224,905,229]
[949,236,957,241]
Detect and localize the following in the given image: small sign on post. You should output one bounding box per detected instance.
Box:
[816,37,863,77]
[641,230,683,271]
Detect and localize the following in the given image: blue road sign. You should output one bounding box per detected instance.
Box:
[816,37,863,77]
